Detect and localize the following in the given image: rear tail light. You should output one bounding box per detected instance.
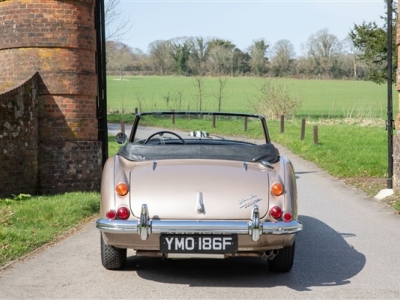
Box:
[270,206,282,219]
[271,182,284,196]
[106,207,130,220]
[117,206,130,220]
[116,183,129,196]
[106,210,117,220]
[282,212,292,222]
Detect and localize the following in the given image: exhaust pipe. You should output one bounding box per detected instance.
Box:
[262,249,278,261]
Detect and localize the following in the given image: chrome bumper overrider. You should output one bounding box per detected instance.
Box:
[96,204,303,242]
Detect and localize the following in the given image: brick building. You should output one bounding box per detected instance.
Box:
[0,0,102,197]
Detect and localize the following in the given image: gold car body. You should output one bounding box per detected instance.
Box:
[97,112,302,270]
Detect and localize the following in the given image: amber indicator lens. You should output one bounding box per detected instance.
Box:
[116,183,129,196]
[271,183,284,196]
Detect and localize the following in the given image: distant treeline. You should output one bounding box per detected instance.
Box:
[106,28,377,80]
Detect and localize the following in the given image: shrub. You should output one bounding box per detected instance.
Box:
[249,79,302,119]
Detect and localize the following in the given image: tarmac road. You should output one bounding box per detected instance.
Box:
[1,125,400,299]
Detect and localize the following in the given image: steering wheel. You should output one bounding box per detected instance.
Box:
[144,131,185,144]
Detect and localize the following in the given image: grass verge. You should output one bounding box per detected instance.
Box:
[0,192,100,267]
[0,138,121,269]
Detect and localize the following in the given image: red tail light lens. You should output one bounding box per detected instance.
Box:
[271,183,284,196]
[282,212,292,222]
[270,206,282,219]
[106,210,117,220]
[117,206,130,220]
[116,183,129,196]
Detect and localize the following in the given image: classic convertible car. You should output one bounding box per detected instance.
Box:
[96,111,302,272]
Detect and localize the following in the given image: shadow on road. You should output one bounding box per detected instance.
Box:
[121,215,365,291]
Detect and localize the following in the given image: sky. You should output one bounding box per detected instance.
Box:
[109,0,388,56]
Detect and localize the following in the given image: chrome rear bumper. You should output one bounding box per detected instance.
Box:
[96,204,303,242]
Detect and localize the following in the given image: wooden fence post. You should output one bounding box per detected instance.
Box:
[244,117,248,131]
[300,118,306,140]
[313,125,319,145]
[120,120,125,134]
[280,115,284,133]
[212,115,216,128]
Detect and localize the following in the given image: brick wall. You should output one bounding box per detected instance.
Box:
[0,74,40,197]
[0,0,102,197]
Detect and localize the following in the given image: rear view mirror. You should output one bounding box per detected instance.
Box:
[116,132,127,144]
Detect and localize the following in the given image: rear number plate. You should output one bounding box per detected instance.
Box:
[160,235,238,254]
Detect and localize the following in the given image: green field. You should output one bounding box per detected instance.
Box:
[106,76,397,120]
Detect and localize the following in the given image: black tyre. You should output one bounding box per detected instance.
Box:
[100,234,127,270]
[268,241,295,272]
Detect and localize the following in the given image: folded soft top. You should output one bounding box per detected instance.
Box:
[118,143,280,162]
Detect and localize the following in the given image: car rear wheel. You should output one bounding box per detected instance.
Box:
[268,241,295,272]
[100,234,127,270]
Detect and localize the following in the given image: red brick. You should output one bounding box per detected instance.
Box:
[0,0,101,197]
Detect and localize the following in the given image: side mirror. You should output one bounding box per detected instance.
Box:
[115,132,128,144]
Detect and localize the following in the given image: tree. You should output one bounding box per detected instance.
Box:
[270,39,296,77]
[123,48,147,73]
[148,40,174,75]
[193,76,206,111]
[248,39,269,76]
[207,39,236,76]
[105,0,133,41]
[106,41,133,79]
[341,37,361,79]
[170,38,192,75]
[294,56,316,78]
[232,48,251,76]
[188,37,209,75]
[304,28,342,77]
[349,2,397,84]
[213,77,228,112]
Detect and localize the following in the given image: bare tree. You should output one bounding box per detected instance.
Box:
[341,36,362,79]
[148,40,174,75]
[193,76,206,111]
[188,37,209,75]
[248,39,269,76]
[270,39,296,77]
[163,90,185,111]
[105,0,133,41]
[294,56,316,78]
[106,41,133,79]
[213,77,227,112]
[304,28,342,77]
[207,39,236,76]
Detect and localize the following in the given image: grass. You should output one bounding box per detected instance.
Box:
[106,76,397,120]
[0,139,122,268]
[267,120,387,178]
[0,193,100,267]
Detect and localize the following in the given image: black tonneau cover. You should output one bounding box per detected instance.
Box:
[118,143,279,162]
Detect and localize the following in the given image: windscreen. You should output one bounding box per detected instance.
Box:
[133,113,268,145]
